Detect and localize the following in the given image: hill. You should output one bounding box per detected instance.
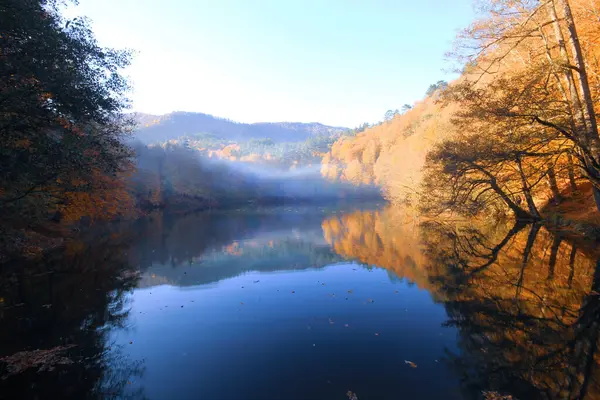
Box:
[132,111,348,144]
[321,92,459,204]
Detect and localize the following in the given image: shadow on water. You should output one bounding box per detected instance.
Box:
[0,239,145,399]
[1,205,600,399]
[418,219,600,400]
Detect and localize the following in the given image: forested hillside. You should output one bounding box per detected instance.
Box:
[321,90,458,204]
[323,0,600,223]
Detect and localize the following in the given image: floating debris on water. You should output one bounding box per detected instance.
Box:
[0,345,77,377]
[346,390,359,400]
[404,360,417,368]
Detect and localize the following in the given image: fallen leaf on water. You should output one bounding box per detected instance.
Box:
[240,302,244,305]
[404,360,417,368]
[482,391,514,400]
[253,280,260,283]
[394,290,399,294]
[0,345,77,377]
[321,283,326,286]
[346,390,358,400]
[291,290,295,294]
[366,298,374,303]
[129,341,133,345]
[347,290,353,294]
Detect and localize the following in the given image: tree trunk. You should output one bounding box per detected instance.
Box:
[559,0,599,141]
[547,0,588,134]
[546,166,562,204]
[593,186,600,212]
[547,235,562,281]
[516,157,541,219]
[567,151,578,192]
[516,223,541,298]
[568,243,577,287]
[558,0,600,212]
[489,177,532,220]
[474,162,533,220]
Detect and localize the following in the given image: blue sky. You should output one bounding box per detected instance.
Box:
[67,0,475,127]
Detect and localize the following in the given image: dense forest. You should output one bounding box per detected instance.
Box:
[322,0,600,225]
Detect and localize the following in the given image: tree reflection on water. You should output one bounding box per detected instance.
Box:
[323,208,600,400]
[1,207,599,399]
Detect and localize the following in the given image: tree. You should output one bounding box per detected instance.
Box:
[0,0,133,225]
[420,108,571,220]
[425,80,448,97]
[443,0,600,211]
[384,110,395,122]
[401,104,413,113]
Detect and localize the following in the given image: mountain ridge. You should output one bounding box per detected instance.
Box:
[132,111,348,144]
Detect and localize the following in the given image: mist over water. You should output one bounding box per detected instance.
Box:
[131,140,382,205]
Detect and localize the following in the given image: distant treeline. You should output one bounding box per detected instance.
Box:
[0,0,379,260]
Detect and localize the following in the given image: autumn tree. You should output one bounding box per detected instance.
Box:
[0,0,133,226]
[441,0,600,211]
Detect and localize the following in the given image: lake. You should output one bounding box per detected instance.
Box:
[1,205,599,400]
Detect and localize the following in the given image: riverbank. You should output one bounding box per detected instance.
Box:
[542,182,600,242]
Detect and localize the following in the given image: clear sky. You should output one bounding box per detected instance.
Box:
[66,0,475,127]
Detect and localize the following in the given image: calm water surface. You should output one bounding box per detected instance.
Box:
[1,206,599,399]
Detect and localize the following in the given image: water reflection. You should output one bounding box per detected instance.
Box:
[0,206,599,399]
[420,221,600,400]
[0,240,144,399]
[129,209,346,287]
[323,208,600,399]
